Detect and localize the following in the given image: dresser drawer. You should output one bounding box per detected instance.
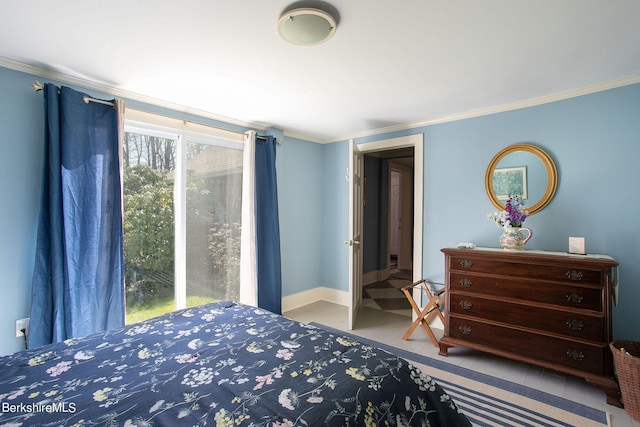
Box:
[449,272,603,312]
[449,294,604,341]
[448,316,606,374]
[449,256,604,285]
[441,248,619,404]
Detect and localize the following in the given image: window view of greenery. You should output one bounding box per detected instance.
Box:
[123,130,242,324]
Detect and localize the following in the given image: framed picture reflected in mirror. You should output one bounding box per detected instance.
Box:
[492,166,527,200]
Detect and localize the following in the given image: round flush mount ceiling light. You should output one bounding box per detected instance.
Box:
[278,7,337,46]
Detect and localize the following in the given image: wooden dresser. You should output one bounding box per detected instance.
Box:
[439,247,621,406]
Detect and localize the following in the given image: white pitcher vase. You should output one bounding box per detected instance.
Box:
[499,227,532,250]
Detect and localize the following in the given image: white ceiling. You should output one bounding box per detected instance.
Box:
[2,1,640,142]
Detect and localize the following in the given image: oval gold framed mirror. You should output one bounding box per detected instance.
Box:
[485,143,558,215]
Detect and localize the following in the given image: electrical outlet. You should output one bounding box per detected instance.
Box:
[15,318,29,338]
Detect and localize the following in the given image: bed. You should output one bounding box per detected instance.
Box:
[0,301,470,426]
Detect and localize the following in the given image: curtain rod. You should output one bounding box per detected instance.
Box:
[256,135,283,145]
[33,81,281,141]
[32,80,115,108]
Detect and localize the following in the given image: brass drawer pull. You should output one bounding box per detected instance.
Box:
[565,292,584,303]
[458,325,472,335]
[459,278,473,287]
[566,319,584,331]
[459,300,473,310]
[566,349,585,361]
[565,270,584,281]
[459,260,473,268]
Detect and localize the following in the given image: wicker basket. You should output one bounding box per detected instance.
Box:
[610,340,640,422]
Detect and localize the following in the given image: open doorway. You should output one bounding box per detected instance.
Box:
[347,134,423,328]
[361,148,414,316]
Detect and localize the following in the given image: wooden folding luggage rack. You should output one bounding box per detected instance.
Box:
[401,279,445,347]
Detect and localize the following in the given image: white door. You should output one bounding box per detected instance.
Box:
[347,139,363,330]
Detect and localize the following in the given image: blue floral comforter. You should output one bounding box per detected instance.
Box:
[0,301,470,426]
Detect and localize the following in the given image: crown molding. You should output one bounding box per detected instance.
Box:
[332,73,640,144]
[0,56,266,133]
[3,56,639,145]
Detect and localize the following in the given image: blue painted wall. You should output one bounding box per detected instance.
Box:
[0,67,44,356]
[0,65,324,355]
[353,83,640,341]
[1,63,638,355]
[277,136,324,296]
[320,140,349,291]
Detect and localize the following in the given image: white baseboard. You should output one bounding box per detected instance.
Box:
[282,286,443,331]
[282,287,349,312]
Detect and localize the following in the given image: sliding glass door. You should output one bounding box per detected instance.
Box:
[122,125,242,323]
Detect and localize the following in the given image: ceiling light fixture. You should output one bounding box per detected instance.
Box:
[278,7,337,46]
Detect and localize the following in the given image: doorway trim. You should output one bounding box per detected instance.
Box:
[349,133,423,321]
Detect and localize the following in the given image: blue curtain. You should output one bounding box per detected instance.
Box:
[255,136,282,314]
[29,84,125,348]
